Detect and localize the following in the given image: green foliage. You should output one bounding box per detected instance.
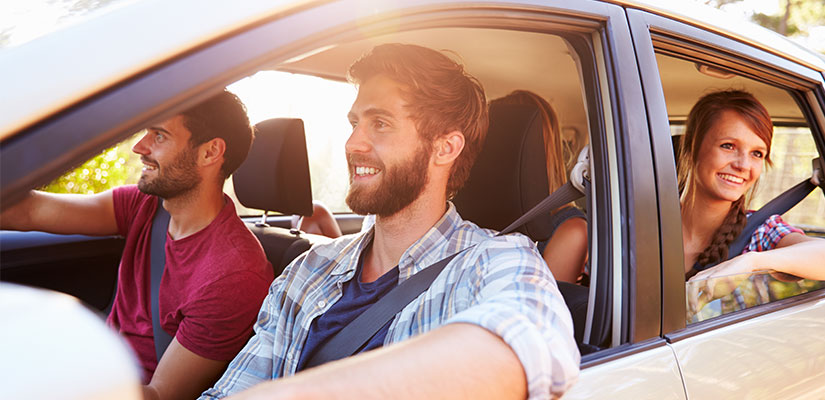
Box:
[40,133,143,194]
[752,12,800,35]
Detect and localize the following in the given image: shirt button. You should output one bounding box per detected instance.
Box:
[317,300,326,308]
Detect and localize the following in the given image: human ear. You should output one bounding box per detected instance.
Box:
[433,131,465,166]
[200,138,226,167]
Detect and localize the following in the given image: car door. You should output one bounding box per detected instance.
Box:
[628,7,825,398]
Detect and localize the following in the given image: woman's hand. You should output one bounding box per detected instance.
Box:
[689,252,764,282]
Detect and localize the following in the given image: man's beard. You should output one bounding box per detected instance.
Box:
[345,143,431,218]
[137,147,201,199]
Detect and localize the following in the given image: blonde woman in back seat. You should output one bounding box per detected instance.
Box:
[491,90,588,284]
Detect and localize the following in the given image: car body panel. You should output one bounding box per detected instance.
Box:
[0,0,313,141]
[672,298,825,399]
[566,342,685,399]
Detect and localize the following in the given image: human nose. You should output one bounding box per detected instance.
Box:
[132,132,151,155]
[345,123,370,154]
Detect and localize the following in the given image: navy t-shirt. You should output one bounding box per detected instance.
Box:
[296,252,399,371]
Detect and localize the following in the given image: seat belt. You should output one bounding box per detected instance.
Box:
[724,157,824,263]
[304,180,587,369]
[150,199,173,363]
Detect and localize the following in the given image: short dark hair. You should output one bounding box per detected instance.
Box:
[348,43,489,198]
[180,90,253,179]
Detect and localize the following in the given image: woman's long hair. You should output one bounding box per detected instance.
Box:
[678,89,773,265]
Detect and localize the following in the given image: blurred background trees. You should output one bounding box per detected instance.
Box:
[39,133,142,194]
[697,0,825,54]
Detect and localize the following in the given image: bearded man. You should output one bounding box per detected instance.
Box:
[0,90,273,400]
[201,44,579,400]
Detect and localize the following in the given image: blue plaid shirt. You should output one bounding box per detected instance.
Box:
[200,203,580,399]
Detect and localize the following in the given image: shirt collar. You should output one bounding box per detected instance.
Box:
[397,202,464,280]
[328,202,465,281]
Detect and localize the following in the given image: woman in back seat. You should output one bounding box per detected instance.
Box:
[491,90,589,284]
[679,90,825,282]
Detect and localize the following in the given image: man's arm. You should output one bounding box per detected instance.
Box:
[225,323,526,400]
[143,338,229,400]
[0,190,118,235]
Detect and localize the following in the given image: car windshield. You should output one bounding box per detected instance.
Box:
[686,270,825,324]
[0,0,139,50]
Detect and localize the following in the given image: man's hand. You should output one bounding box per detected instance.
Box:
[143,338,229,400]
[225,323,527,400]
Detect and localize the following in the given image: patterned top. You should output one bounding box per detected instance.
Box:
[742,213,803,253]
[689,213,803,277]
[200,202,580,400]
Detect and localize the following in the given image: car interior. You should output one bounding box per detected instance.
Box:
[2,18,824,365]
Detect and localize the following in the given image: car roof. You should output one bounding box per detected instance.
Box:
[1,0,822,143]
[0,0,310,141]
[614,0,825,72]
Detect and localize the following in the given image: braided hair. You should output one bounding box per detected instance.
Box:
[678,90,773,266]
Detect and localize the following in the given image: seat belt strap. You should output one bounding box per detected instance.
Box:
[150,199,173,363]
[304,180,587,369]
[726,178,817,259]
[303,249,468,369]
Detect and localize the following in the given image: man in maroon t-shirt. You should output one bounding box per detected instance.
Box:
[0,90,273,400]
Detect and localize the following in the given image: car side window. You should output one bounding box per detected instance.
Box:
[39,133,142,194]
[228,72,356,216]
[655,52,825,324]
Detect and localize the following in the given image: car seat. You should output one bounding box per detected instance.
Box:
[233,118,331,277]
[453,102,590,345]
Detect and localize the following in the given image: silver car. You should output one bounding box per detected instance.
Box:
[1,0,824,398]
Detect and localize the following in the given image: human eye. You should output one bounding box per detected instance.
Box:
[720,142,734,150]
[154,131,166,143]
[373,119,389,130]
[751,150,764,159]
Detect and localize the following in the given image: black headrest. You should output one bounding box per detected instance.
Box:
[453,102,551,241]
[233,118,313,216]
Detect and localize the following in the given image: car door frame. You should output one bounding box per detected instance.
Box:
[627,7,825,398]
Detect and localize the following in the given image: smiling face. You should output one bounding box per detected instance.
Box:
[344,75,432,217]
[132,115,202,199]
[693,110,768,204]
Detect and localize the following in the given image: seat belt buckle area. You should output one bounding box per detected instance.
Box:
[570,146,591,194]
[812,157,824,188]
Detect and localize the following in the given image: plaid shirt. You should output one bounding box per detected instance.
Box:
[742,213,803,253]
[201,202,580,399]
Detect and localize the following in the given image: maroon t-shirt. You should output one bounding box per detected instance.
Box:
[106,185,273,382]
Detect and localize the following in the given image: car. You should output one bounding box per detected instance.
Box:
[1,0,824,398]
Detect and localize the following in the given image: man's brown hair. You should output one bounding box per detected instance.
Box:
[348,43,489,198]
[181,90,253,179]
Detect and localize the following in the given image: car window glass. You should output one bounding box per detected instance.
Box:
[656,52,825,318]
[38,72,356,217]
[228,71,356,215]
[750,126,825,231]
[687,271,825,324]
[39,132,142,194]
